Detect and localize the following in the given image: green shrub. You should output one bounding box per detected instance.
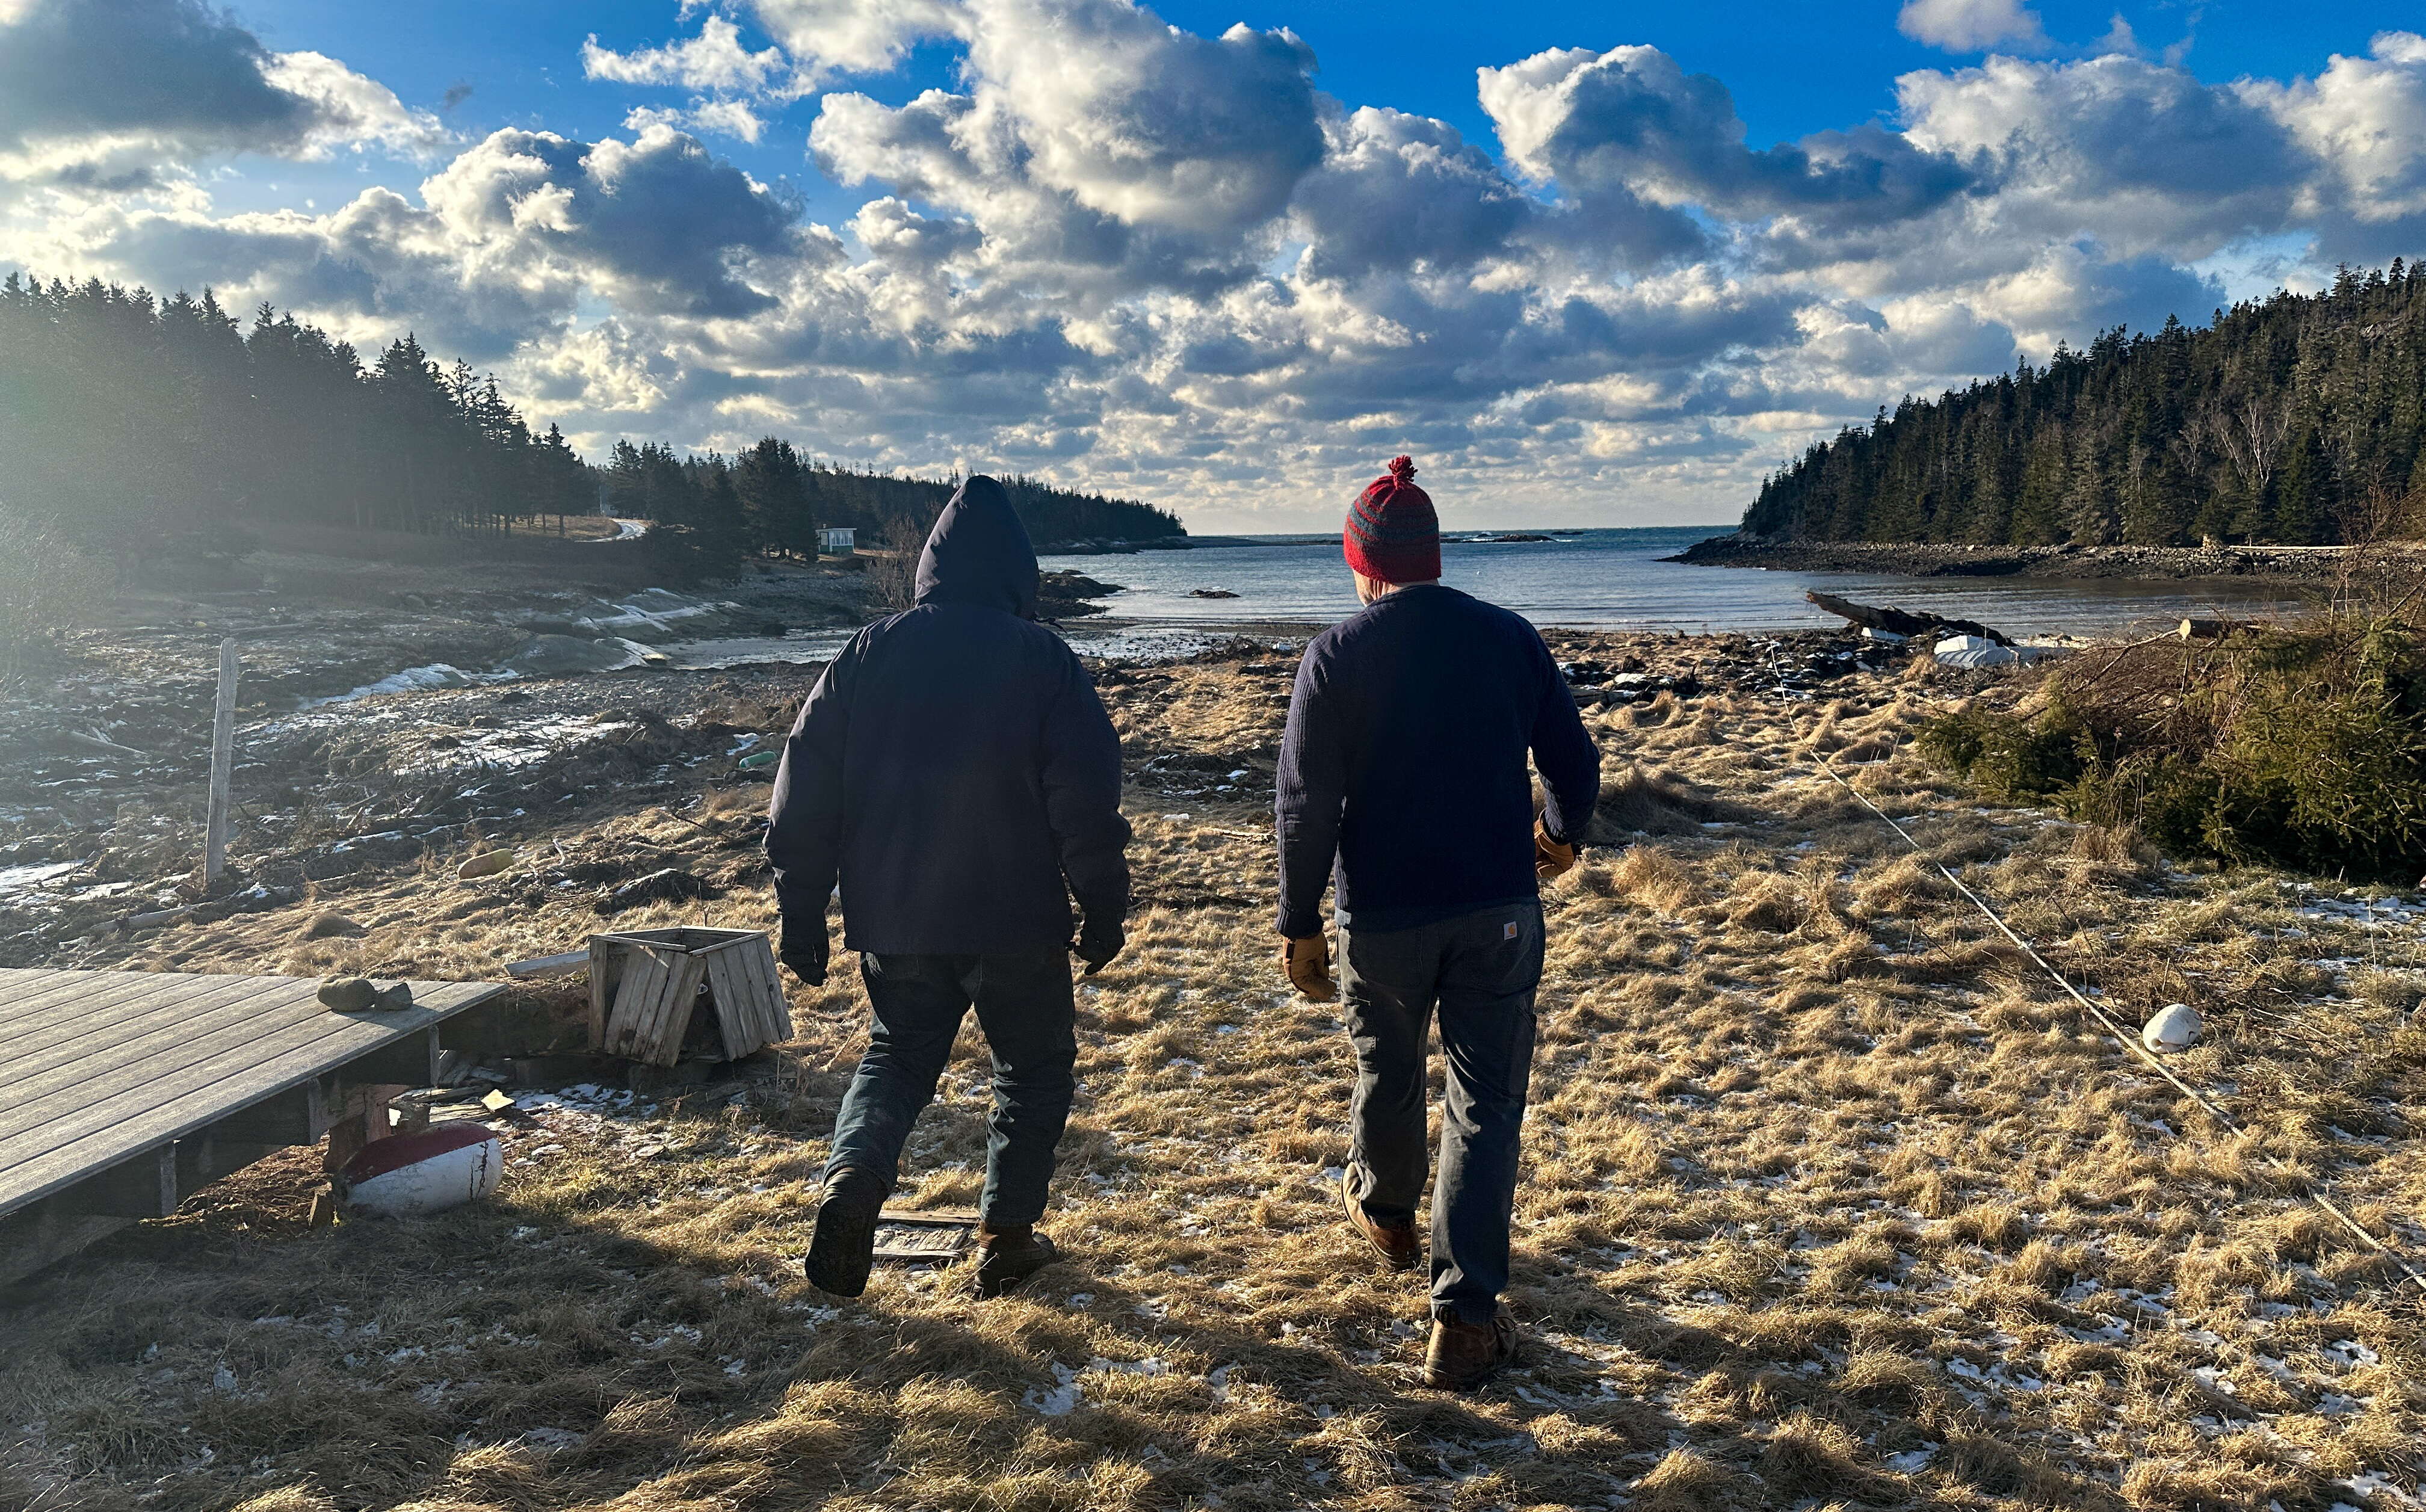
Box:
[1918,622,2426,882]
[1915,704,2089,804]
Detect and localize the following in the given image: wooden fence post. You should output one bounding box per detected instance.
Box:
[205,637,238,884]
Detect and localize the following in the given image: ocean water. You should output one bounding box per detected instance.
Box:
[1043,526,2314,639]
[671,526,2317,668]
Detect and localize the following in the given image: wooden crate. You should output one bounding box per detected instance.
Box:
[587,928,792,1067]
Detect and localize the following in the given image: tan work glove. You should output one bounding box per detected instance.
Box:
[1281,934,1336,1002]
[1534,819,1579,881]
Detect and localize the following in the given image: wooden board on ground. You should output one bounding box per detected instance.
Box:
[0,967,506,1283]
[872,1208,981,1264]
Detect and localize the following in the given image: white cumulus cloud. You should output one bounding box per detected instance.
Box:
[0,0,447,194]
[7,0,2426,529]
[742,0,965,81]
[1897,0,2051,54]
[581,16,788,93]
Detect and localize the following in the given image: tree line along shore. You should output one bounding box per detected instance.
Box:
[0,272,1182,583]
[1738,255,2426,552]
[1669,535,2396,582]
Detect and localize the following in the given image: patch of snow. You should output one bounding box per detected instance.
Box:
[567,588,724,638]
[1026,1361,1081,1416]
[0,860,81,893]
[2345,1472,2420,1510]
[304,664,516,708]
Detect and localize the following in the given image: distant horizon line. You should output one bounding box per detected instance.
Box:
[1063,521,1745,544]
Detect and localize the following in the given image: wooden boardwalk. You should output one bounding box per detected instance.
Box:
[0,967,505,1283]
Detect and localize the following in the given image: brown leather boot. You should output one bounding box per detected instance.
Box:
[1339,1168,1421,1271]
[1422,1303,1520,1391]
[802,1167,887,1297]
[974,1223,1061,1298]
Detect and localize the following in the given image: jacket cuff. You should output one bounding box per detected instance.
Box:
[1276,906,1323,939]
[772,881,832,929]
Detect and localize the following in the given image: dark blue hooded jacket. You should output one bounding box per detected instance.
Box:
[767,477,1130,955]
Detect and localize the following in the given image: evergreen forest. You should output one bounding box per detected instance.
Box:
[0,273,1182,570]
[599,439,1183,563]
[0,274,593,560]
[1742,258,2426,546]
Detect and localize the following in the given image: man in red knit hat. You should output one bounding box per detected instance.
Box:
[1273,456,1600,1390]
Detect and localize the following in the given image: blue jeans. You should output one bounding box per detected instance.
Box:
[824,949,1077,1229]
[1339,902,1543,1324]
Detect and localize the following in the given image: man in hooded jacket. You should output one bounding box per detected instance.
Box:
[768,475,1129,1298]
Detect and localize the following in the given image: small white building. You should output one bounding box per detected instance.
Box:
[818,527,856,556]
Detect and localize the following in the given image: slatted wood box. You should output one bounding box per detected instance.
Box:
[587,928,792,1067]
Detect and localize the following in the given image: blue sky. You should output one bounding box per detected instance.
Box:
[224,3,2348,159]
[218,1,2374,229]
[3,0,2422,529]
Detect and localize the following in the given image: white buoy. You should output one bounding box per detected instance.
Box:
[341,1125,504,1217]
[2142,1002,2203,1054]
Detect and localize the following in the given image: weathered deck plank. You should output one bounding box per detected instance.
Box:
[4,978,329,1129]
[0,969,505,1226]
[5,974,308,1084]
[0,969,224,1051]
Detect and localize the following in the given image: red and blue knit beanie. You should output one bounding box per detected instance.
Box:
[1343,456,1439,584]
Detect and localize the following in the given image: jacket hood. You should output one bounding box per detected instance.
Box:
[913,474,1038,617]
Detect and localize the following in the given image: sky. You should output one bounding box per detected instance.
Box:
[2,1,2422,532]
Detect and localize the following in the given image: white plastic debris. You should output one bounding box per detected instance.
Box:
[2142,1002,2203,1054]
[1934,634,2020,668]
[1860,627,1910,644]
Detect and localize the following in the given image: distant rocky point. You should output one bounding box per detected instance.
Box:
[1037,569,1123,617]
[1668,532,2368,584]
[1036,535,1255,555]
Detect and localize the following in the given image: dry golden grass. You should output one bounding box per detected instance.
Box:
[4,637,2424,1511]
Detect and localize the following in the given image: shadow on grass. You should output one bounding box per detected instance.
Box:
[0,1067,2289,1512]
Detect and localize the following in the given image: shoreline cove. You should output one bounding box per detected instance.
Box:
[1669,532,2395,585]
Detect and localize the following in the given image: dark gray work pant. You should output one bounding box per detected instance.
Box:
[1339,902,1543,1324]
[823,949,1076,1229]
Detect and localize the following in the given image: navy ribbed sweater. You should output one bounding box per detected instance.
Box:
[1274,585,1601,938]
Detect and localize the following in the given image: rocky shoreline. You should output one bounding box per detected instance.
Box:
[1667,532,2383,584]
[1032,534,1256,555]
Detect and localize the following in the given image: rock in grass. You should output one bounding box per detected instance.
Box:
[457,848,517,880]
[318,977,378,1011]
[300,911,365,940]
[2142,1002,2202,1053]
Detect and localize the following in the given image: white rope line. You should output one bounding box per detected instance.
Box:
[1819,756,2426,1297]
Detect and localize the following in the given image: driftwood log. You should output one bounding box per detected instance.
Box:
[1805,590,2014,649]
